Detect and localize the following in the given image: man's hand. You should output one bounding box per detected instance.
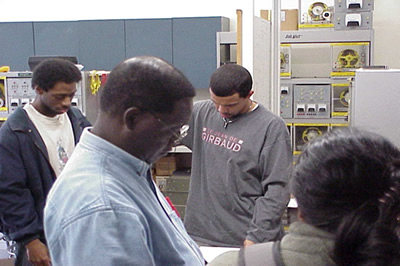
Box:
[25,239,51,266]
[243,239,255,247]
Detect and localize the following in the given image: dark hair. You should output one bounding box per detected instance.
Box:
[100,56,196,116]
[209,64,252,98]
[31,59,82,91]
[291,127,400,266]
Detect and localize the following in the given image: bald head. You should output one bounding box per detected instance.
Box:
[100,56,196,116]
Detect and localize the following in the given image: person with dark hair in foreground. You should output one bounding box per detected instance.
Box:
[0,59,90,266]
[44,56,205,265]
[210,127,400,266]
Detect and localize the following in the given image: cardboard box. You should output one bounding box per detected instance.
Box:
[155,156,176,176]
[260,9,298,31]
[154,153,192,177]
[281,9,298,31]
[260,9,271,21]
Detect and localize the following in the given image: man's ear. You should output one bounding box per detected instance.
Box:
[35,86,44,95]
[123,107,141,130]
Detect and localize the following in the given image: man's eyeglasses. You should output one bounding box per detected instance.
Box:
[147,110,189,145]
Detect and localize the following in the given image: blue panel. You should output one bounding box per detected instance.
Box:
[125,19,172,64]
[34,21,80,61]
[172,17,228,89]
[78,20,125,70]
[0,22,34,71]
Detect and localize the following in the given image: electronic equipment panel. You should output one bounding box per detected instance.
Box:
[299,0,334,29]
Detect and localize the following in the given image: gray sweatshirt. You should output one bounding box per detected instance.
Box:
[183,100,292,247]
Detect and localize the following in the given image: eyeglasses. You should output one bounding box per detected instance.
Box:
[147,110,189,145]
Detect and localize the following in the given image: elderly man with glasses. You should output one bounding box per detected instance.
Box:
[44,56,205,266]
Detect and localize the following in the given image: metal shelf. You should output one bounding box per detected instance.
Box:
[285,118,348,124]
[281,29,374,43]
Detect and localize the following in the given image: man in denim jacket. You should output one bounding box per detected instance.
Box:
[44,56,205,265]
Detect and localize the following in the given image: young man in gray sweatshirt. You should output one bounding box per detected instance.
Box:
[182,64,292,247]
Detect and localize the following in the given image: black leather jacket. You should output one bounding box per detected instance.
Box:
[0,107,91,244]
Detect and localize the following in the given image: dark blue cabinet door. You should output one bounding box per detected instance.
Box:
[172,17,229,89]
[0,16,229,77]
[78,20,125,70]
[125,19,173,64]
[0,22,34,71]
[34,21,80,60]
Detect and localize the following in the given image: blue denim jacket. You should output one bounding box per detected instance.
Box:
[44,128,205,266]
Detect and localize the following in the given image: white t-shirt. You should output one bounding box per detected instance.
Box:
[24,103,75,177]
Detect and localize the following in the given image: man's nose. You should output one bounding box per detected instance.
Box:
[61,96,72,107]
[217,105,227,113]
